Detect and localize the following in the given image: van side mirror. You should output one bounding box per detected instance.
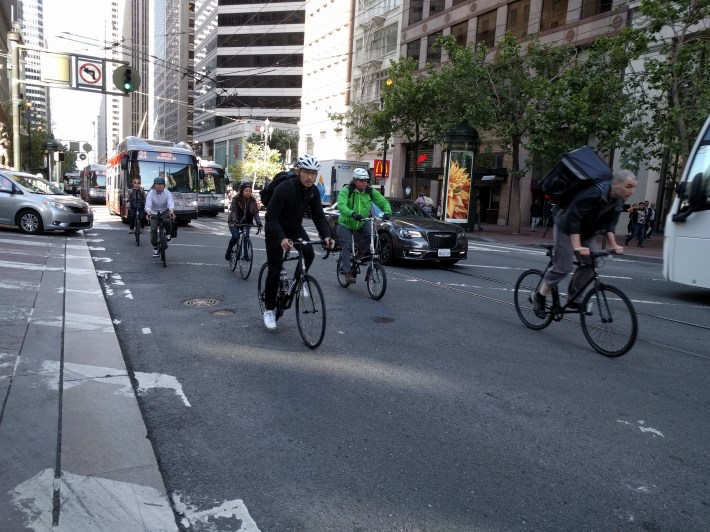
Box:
[672,172,706,222]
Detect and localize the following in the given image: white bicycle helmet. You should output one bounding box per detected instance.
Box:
[296,154,321,171]
[353,168,370,180]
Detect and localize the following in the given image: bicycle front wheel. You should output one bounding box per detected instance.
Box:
[581,284,637,357]
[135,222,140,246]
[296,274,326,349]
[238,239,253,280]
[159,225,167,267]
[514,269,553,330]
[336,256,348,287]
[366,262,387,300]
[230,243,238,271]
[257,262,268,314]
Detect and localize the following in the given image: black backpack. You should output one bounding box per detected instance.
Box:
[539,146,613,208]
[260,171,296,208]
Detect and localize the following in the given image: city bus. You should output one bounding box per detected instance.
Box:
[106,137,199,224]
[63,171,81,196]
[80,164,107,204]
[662,114,710,289]
[198,160,229,216]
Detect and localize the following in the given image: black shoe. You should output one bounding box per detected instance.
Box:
[533,291,547,319]
[225,251,232,261]
[567,300,582,311]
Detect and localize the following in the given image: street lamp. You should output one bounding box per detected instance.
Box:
[261,118,273,148]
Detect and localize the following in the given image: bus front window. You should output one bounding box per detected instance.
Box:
[132,161,195,192]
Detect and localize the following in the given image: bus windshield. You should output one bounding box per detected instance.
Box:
[199,168,226,194]
[130,159,196,193]
[91,172,107,188]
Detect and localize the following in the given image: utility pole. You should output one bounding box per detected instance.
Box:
[8,24,22,170]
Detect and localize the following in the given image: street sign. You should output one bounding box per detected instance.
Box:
[77,60,102,87]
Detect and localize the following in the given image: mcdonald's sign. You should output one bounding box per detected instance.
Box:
[373,159,390,178]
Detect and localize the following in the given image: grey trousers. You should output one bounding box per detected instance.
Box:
[543,225,597,301]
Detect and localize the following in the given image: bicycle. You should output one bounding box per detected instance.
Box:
[334,217,387,300]
[131,209,145,247]
[257,239,327,349]
[513,244,638,357]
[229,223,260,280]
[150,210,172,268]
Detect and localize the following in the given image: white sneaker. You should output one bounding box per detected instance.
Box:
[263,310,276,330]
[166,234,172,243]
[152,247,159,257]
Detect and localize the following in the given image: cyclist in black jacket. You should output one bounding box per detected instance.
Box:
[262,155,336,330]
[533,169,637,318]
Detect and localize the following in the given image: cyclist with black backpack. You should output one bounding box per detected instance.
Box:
[533,169,637,319]
[336,167,391,285]
[262,155,336,330]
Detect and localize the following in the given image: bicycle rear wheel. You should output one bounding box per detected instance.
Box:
[135,221,140,246]
[514,269,553,330]
[581,284,637,357]
[238,239,253,280]
[257,262,268,314]
[366,262,387,300]
[158,224,167,267]
[336,256,349,287]
[296,274,326,349]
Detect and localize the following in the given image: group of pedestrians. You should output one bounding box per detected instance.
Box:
[624,200,657,247]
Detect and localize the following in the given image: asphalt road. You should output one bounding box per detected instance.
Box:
[87,206,710,532]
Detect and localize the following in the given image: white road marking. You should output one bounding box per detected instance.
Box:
[172,492,260,531]
[10,469,176,531]
[142,327,152,334]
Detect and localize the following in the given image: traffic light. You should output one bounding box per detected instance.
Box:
[112,65,141,94]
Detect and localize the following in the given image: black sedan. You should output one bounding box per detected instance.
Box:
[324,197,468,266]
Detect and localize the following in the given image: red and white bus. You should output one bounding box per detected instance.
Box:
[106,137,199,224]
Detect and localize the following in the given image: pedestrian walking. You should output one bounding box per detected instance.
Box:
[530,198,543,232]
[645,201,657,239]
[625,202,647,247]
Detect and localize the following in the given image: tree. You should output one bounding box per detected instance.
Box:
[246,129,298,167]
[228,142,282,188]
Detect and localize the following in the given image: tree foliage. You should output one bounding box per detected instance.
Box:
[227,143,282,188]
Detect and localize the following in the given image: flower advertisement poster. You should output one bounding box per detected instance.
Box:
[445,150,473,223]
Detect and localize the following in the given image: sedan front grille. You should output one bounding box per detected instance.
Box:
[66,205,89,214]
[427,232,457,249]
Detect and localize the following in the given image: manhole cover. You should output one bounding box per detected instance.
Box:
[184,298,219,307]
[212,310,234,316]
[374,316,394,323]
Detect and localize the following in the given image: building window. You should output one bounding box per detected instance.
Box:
[476,11,497,49]
[409,0,424,24]
[452,0,467,6]
[451,21,468,47]
[581,0,612,19]
[540,0,568,31]
[426,32,443,64]
[507,0,530,39]
[429,0,445,17]
[306,136,314,155]
[371,23,398,56]
[406,40,421,63]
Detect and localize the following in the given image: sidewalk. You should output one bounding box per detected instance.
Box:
[466,222,663,262]
[0,231,177,531]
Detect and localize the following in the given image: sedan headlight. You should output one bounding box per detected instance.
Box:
[42,200,68,211]
[398,228,423,239]
[457,231,467,241]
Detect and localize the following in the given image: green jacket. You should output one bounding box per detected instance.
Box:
[337,182,392,230]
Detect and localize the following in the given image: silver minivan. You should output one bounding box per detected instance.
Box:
[0,171,94,234]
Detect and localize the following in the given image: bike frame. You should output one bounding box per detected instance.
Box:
[344,217,380,274]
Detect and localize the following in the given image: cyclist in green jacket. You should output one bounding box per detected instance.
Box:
[337,168,392,285]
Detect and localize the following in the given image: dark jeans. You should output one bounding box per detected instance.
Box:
[128,207,145,231]
[227,225,251,255]
[264,226,313,311]
[337,224,371,274]
[626,223,645,246]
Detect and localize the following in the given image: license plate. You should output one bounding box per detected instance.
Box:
[81,216,88,222]
[438,249,451,257]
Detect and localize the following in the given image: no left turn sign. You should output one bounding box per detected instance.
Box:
[77,60,102,87]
